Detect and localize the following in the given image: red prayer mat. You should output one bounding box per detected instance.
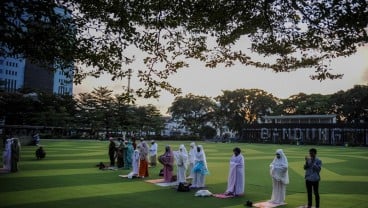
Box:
[253,201,287,208]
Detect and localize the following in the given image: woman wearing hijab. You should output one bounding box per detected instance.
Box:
[138,142,149,178]
[191,145,209,188]
[127,147,140,179]
[187,142,196,178]
[175,144,188,183]
[2,138,12,172]
[125,141,134,169]
[225,147,244,196]
[159,145,174,182]
[269,149,289,205]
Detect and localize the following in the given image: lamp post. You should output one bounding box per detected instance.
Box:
[127,68,132,95]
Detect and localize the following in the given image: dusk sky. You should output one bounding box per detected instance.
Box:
[74,44,368,115]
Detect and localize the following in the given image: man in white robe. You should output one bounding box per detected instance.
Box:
[225,147,244,196]
[269,149,289,204]
[174,144,188,183]
[187,142,196,178]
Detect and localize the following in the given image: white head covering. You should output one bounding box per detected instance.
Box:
[270,149,289,184]
[179,144,189,167]
[188,142,196,163]
[196,145,208,170]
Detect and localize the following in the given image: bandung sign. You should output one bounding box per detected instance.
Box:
[242,123,368,145]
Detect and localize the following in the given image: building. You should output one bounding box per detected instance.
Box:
[260,114,337,124]
[0,5,73,95]
[0,56,26,93]
[0,57,73,95]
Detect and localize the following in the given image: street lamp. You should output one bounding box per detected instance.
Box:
[127,68,132,95]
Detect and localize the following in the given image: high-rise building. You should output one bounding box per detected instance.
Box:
[0,56,73,95]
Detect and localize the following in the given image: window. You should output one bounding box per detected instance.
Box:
[0,60,3,65]
[0,68,2,74]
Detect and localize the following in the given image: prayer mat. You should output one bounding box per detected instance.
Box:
[155,182,178,187]
[145,178,165,184]
[253,201,287,208]
[118,175,129,178]
[212,193,236,199]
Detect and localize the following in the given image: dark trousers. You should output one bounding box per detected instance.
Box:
[109,154,115,166]
[306,180,320,208]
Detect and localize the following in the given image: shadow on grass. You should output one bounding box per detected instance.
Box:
[1,186,248,208]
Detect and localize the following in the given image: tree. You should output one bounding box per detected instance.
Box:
[330,85,368,123]
[280,93,332,115]
[1,1,367,98]
[215,89,279,137]
[168,94,216,135]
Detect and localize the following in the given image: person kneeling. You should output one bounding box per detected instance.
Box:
[36,146,46,159]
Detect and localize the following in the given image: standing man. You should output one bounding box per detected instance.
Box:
[108,137,116,167]
[304,148,322,208]
[149,140,158,167]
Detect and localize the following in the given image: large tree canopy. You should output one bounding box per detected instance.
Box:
[1,0,367,98]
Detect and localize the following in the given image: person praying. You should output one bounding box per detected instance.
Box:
[225,147,244,196]
[269,149,289,205]
[304,148,322,208]
[35,146,46,160]
[175,144,188,184]
[149,140,158,167]
[187,142,196,178]
[137,141,149,178]
[128,147,140,179]
[159,145,174,182]
[191,145,209,188]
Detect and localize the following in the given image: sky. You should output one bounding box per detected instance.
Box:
[74,44,368,115]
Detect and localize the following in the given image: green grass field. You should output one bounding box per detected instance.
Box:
[1,140,367,208]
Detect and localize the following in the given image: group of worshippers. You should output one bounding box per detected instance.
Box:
[108,137,158,179]
[2,138,21,173]
[158,142,209,188]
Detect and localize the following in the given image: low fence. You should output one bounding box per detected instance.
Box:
[241,123,368,146]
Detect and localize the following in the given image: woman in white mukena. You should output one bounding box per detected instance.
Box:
[269,149,289,205]
[174,144,188,184]
[187,142,196,178]
[191,145,209,188]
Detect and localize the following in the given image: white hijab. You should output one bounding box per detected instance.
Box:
[175,144,189,168]
[270,149,289,184]
[189,142,196,163]
[195,145,208,170]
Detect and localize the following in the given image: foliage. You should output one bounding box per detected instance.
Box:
[168,93,216,134]
[215,89,279,135]
[1,0,367,98]
[330,85,368,123]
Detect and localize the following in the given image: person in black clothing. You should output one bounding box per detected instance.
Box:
[108,137,117,167]
[36,146,46,159]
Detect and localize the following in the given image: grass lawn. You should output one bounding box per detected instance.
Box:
[1,139,367,208]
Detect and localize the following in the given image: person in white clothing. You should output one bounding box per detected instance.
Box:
[2,138,12,172]
[187,142,196,178]
[225,147,244,196]
[128,148,140,179]
[191,145,209,188]
[269,149,289,204]
[174,144,188,183]
[149,140,158,167]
